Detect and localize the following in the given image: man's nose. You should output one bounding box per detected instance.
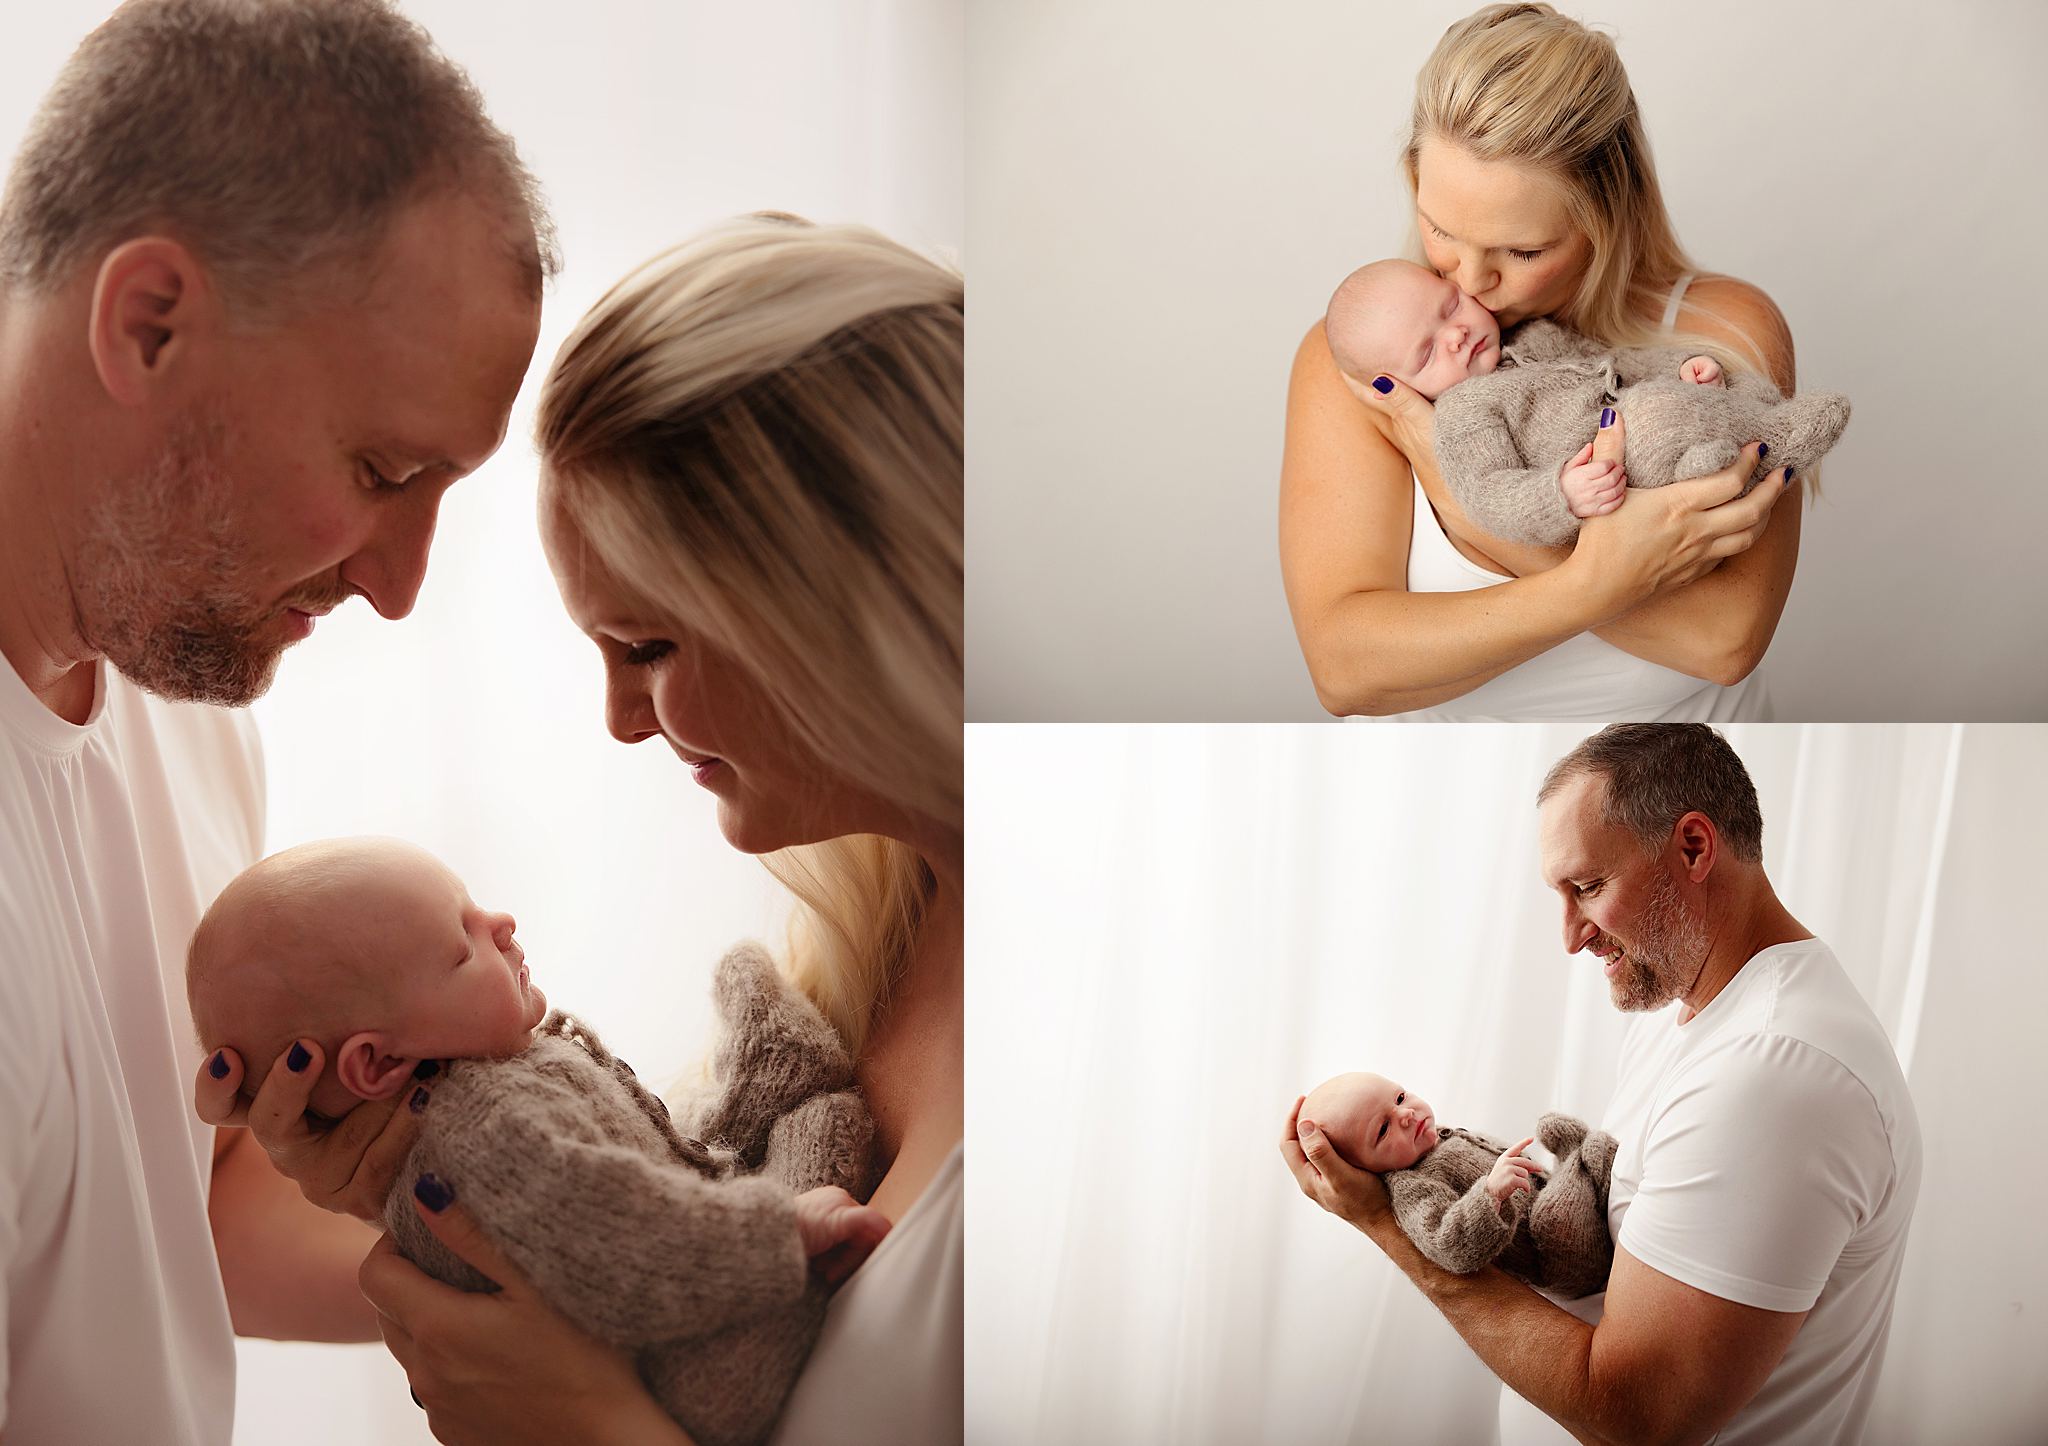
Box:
[342,494,441,620]
[1562,905,1597,954]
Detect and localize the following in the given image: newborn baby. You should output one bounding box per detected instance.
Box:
[1303,1071,1615,1298]
[186,837,879,1446]
[1325,258,1850,546]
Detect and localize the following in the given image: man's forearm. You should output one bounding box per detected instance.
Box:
[1360,1212,1626,1445]
[209,1129,382,1342]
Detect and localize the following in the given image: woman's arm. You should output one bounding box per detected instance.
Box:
[1587,277,1804,683]
[1279,322,1629,716]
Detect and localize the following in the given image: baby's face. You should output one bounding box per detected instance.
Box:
[1304,1071,1439,1172]
[191,838,548,1120]
[1329,260,1502,401]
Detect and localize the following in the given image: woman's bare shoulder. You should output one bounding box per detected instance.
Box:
[1679,274,1796,389]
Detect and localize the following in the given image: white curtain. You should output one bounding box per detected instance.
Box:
[967,724,2048,1446]
[0,3,961,1442]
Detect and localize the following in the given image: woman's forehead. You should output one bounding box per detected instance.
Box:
[1414,138,1571,242]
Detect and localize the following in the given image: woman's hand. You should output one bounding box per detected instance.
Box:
[193,1039,433,1223]
[1485,1137,1544,1206]
[359,1184,687,1446]
[1343,370,1440,488]
[1568,410,1790,617]
[1280,1094,1392,1232]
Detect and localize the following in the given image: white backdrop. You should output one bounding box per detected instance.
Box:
[966,0,2048,721]
[966,724,2048,1445]
[0,3,962,1442]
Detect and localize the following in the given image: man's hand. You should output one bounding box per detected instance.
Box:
[1280,1095,1393,1233]
[1485,1136,1543,1207]
[1681,355,1724,385]
[794,1185,891,1287]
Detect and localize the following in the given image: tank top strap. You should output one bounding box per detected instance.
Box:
[1659,271,1697,335]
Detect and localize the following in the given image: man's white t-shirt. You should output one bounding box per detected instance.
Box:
[0,656,263,1444]
[1588,938,1922,1445]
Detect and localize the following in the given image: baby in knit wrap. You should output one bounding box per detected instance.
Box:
[1303,1071,1616,1298]
[1325,258,1851,547]
[186,837,881,1446]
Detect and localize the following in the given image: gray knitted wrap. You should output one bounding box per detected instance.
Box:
[1433,318,1852,547]
[1386,1111,1617,1299]
[385,943,875,1446]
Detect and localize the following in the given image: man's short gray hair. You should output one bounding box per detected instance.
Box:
[0,0,560,317]
[1537,723,1765,865]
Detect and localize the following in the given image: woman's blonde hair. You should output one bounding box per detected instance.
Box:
[537,215,962,1057]
[1405,4,1758,367]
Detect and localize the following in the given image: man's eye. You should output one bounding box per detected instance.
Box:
[623,640,674,667]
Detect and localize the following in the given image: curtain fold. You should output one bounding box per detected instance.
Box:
[967,723,2048,1445]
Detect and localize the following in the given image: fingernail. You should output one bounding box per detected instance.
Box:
[413,1059,441,1080]
[1299,1118,1318,1136]
[1599,407,1615,428]
[1371,375,1393,395]
[1784,467,1795,483]
[1757,442,1768,459]
[409,1086,430,1114]
[208,1051,230,1080]
[414,1173,455,1212]
[286,1041,312,1073]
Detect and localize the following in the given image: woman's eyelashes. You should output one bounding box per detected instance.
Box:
[1426,220,1545,262]
[623,640,675,667]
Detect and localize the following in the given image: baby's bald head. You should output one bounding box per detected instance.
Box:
[1325,257,1501,401]
[186,838,451,1116]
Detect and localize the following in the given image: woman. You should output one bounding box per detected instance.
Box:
[1280,3,1798,721]
[197,216,963,1443]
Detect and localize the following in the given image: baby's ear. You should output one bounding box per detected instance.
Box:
[333,1032,417,1101]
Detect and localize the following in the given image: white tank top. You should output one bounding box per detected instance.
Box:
[1376,272,1771,723]
[768,1143,962,1444]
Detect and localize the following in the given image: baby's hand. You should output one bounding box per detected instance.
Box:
[1559,441,1626,519]
[794,1185,891,1287]
[1485,1137,1543,1206]
[1681,355,1723,386]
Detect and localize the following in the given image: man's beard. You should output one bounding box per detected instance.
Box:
[1600,867,1710,1013]
[73,417,318,707]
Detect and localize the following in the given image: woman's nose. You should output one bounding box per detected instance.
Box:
[603,669,660,745]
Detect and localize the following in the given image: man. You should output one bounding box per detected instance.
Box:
[1286,724,1922,1445]
[0,1,551,1439]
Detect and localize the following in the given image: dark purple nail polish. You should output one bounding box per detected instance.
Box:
[1784,467,1795,483]
[1599,407,1615,428]
[414,1173,454,1213]
[286,1041,312,1073]
[1757,442,1768,459]
[409,1086,430,1114]
[208,1051,230,1080]
[1371,375,1393,395]
[413,1059,441,1080]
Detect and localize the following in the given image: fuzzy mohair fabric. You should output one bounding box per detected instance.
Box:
[386,943,875,1446]
[1433,318,1852,547]
[1386,1110,1617,1299]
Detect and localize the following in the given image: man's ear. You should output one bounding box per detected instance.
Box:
[1673,811,1718,881]
[87,237,211,406]
[334,1032,419,1101]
